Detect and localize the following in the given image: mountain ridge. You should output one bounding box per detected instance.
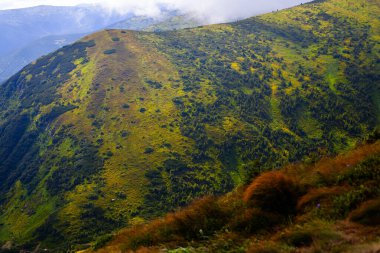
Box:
[0,0,379,251]
[0,6,204,84]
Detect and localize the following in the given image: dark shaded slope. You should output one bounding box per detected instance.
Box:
[0,40,98,196]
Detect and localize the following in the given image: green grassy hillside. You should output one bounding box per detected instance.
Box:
[0,0,379,251]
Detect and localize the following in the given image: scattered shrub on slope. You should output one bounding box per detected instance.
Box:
[243,171,302,215]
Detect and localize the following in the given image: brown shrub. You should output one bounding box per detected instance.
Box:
[246,242,281,253]
[118,219,175,250]
[243,171,301,215]
[228,208,282,234]
[169,196,230,239]
[109,196,230,251]
[297,186,347,212]
[349,198,380,226]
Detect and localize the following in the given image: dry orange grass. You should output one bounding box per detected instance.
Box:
[311,142,380,184]
[349,198,380,226]
[228,208,282,234]
[246,241,282,253]
[101,196,230,252]
[134,247,160,253]
[297,186,348,211]
[281,141,380,186]
[95,142,380,253]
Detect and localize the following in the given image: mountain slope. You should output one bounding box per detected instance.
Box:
[93,141,380,253]
[0,0,379,251]
[0,7,202,84]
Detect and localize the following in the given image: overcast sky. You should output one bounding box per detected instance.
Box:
[0,0,311,23]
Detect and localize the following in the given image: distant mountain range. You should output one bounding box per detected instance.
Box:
[108,11,201,32]
[0,33,86,83]
[0,6,201,83]
[0,5,128,56]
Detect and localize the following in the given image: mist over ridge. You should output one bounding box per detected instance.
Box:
[0,0,312,23]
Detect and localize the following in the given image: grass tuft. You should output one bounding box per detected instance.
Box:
[243,171,301,215]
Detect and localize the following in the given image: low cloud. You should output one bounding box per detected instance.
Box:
[99,0,310,23]
[174,0,308,23]
[0,0,311,23]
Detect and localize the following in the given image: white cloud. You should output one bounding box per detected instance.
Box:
[0,0,83,10]
[0,0,311,23]
[162,0,308,23]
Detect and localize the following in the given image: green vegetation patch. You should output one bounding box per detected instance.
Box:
[103,49,116,55]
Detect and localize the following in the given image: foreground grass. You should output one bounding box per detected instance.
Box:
[88,141,380,253]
